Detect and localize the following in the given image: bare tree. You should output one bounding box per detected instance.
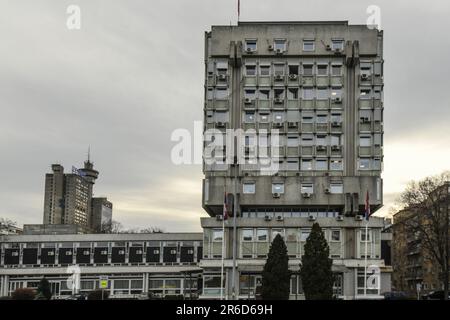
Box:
[100,220,123,234]
[396,171,450,300]
[0,218,17,228]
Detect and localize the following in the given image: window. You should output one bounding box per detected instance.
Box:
[272,90,284,101]
[330,159,343,170]
[215,88,228,99]
[300,230,310,242]
[331,88,342,99]
[303,64,313,76]
[259,113,269,122]
[317,65,328,75]
[259,89,270,99]
[331,65,342,76]
[274,39,286,51]
[331,113,342,123]
[287,136,299,147]
[273,112,284,122]
[316,88,329,100]
[244,111,255,123]
[302,88,314,100]
[257,229,268,241]
[286,159,299,171]
[288,65,299,75]
[331,230,341,241]
[359,158,371,170]
[361,229,371,242]
[316,135,327,145]
[246,65,256,76]
[272,183,284,194]
[316,114,328,123]
[274,64,285,76]
[212,229,223,242]
[287,88,298,99]
[301,134,314,146]
[360,88,371,99]
[243,182,255,194]
[259,65,270,76]
[359,110,371,122]
[331,40,344,50]
[303,40,315,51]
[242,229,253,241]
[245,39,257,51]
[244,89,256,99]
[301,159,313,171]
[301,183,313,194]
[315,159,327,170]
[360,135,371,147]
[373,158,382,170]
[330,183,343,194]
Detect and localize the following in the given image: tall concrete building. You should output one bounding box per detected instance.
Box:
[201,21,388,299]
[42,158,105,233]
[91,197,113,233]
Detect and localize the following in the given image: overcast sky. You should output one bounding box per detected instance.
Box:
[1,0,449,232]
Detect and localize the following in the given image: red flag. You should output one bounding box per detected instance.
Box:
[223,192,229,220]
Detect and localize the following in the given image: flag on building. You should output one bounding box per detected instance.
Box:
[223,192,229,220]
[365,190,372,220]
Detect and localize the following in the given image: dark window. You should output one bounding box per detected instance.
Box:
[180,247,194,263]
[197,247,203,262]
[40,248,56,265]
[76,248,91,264]
[163,247,178,263]
[146,247,160,263]
[4,249,20,265]
[22,248,38,265]
[94,247,109,264]
[58,248,73,264]
[129,247,144,263]
[111,247,126,263]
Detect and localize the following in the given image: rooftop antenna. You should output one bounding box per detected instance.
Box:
[87,146,91,162]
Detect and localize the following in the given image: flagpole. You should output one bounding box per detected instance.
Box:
[364,220,368,297]
[220,216,225,300]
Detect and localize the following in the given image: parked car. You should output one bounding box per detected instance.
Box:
[64,294,87,300]
[383,291,410,300]
[422,291,450,300]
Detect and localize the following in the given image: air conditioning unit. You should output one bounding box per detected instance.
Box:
[170,249,177,254]
[316,145,326,151]
[268,45,274,51]
[244,98,252,104]
[273,192,281,198]
[187,250,194,254]
[83,250,90,255]
[361,74,371,81]
[118,250,125,255]
[274,98,284,104]
[332,97,342,103]
[11,251,19,256]
[275,48,283,54]
[66,251,73,256]
[324,188,331,194]
[153,250,160,254]
[355,215,364,221]
[216,121,225,127]
[326,44,332,51]
[308,215,316,221]
[289,74,298,80]
[331,121,341,127]
[275,74,284,81]
[288,122,298,128]
[331,145,341,151]
[136,250,143,255]
[100,250,108,255]
[218,74,227,81]
[360,117,370,123]
[264,215,272,221]
[216,214,223,221]
[334,48,342,54]
[246,47,254,53]
[276,215,284,221]
[302,193,311,198]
